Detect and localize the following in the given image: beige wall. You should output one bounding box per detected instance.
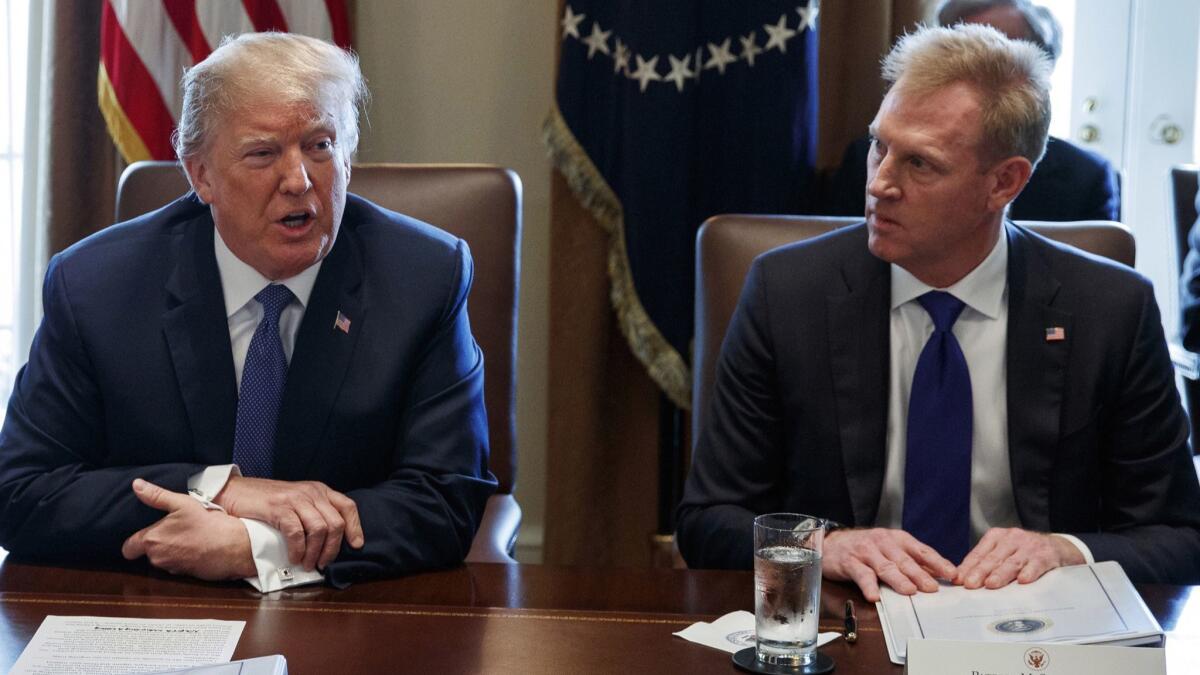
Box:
[354,2,555,559]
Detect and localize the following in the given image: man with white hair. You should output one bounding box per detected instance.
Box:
[679,24,1200,600]
[0,33,496,590]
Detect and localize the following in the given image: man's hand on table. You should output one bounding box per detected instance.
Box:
[823,528,956,602]
[824,527,1086,602]
[213,476,364,571]
[954,527,1085,589]
[121,478,257,580]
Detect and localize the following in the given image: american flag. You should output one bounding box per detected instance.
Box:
[334,311,351,334]
[99,0,351,163]
[1045,326,1066,342]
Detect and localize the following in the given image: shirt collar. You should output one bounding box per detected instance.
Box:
[213,227,323,318]
[890,226,1008,319]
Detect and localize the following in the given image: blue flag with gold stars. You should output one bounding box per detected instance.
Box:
[545,1,820,408]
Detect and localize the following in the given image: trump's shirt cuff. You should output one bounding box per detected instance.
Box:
[241,518,325,593]
[187,465,325,592]
[186,464,239,506]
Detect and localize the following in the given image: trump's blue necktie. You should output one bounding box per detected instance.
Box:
[233,284,293,478]
[903,291,972,564]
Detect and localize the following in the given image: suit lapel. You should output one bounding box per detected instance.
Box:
[162,211,238,465]
[828,247,891,526]
[1005,224,1069,531]
[273,227,364,479]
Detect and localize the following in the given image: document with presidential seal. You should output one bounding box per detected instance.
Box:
[876,561,1162,665]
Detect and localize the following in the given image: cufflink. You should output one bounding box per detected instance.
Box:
[280,568,294,581]
[187,489,226,512]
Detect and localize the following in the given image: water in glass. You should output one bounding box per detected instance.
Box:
[754,545,821,666]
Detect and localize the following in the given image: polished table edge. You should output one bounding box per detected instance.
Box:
[0,555,1186,635]
[0,560,1191,674]
[0,592,694,624]
[0,555,771,615]
[0,591,865,636]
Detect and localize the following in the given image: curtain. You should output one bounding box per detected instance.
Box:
[817,0,933,169]
[44,3,123,257]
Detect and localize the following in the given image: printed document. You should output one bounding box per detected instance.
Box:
[10,615,244,675]
[876,561,1162,664]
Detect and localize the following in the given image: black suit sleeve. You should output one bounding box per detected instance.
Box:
[325,240,495,586]
[1179,192,1200,351]
[1078,157,1121,222]
[1009,138,1121,222]
[1075,277,1200,583]
[0,256,203,562]
[677,260,785,569]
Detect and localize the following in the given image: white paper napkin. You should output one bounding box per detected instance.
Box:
[673,610,841,654]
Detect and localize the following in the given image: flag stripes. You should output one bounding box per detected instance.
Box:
[163,2,214,64]
[100,1,177,161]
[99,0,351,163]
[111,0,192,121]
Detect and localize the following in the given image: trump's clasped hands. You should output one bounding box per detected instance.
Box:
[121,476,364,580]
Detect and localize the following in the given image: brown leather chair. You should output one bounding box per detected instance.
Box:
[693,215,1136,440]
[115,160,522,563]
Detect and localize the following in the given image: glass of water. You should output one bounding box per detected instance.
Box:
[753,513,826,667]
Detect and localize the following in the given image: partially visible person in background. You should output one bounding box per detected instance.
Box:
[828,0,1121,222]
[1179,189,1200,349]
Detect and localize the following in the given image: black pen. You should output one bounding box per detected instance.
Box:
[844,600,858,644]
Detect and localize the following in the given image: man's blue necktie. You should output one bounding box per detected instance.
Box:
[232,284,293,478]
[903,291,972,564]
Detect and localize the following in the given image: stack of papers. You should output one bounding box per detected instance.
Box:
[876,561,1162,665]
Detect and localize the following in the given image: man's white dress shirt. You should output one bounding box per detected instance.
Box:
[873,230,1092,561]
[185,228,327,592]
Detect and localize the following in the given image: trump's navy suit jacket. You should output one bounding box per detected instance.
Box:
[0,193,497,586]
[678,223,1200,584]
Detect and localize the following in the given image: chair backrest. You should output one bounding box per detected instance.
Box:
[1172,165,1199,270]
[115,161,521,496]
[692,215,1135,440]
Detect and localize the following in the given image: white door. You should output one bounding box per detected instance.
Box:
[1068,0,1200,334]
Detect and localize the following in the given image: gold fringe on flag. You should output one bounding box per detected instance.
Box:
[543,101,692,410]
[97,64,152,165]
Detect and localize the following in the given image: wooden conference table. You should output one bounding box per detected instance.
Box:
[0,552,1197,674]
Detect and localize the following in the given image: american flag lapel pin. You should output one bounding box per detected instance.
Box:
[334,311,352,334]
[1045,326,1065,342]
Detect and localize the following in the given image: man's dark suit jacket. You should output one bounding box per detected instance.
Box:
[677,223,1200,584]
[829,136,1121,222]
[0,193,497,587]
